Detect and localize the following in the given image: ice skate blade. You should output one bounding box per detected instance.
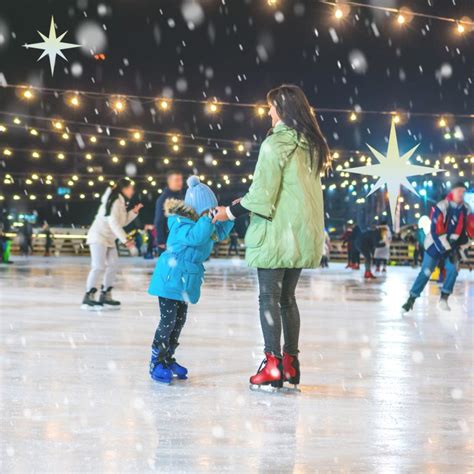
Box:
[102,304,121,311]
[249,384,280,393]
[150,375,172,384]
[81,304,103,312]
[281,384,301,393]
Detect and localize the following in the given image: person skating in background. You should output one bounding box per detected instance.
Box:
[143,225,155,260]
[320,229,331,268]
[402,182,473,313]
[349,224,361,269]
[0,222,13,264]
[43,222,53,257]
[374,224,392,273]
[148,176,234,384]
[354,226,381,279]
[154,171,184,256]
[227,230,239,256]
[341,224,353,269]
[414,224,426,266]
[82,177,143,311]
[19,219,33,256]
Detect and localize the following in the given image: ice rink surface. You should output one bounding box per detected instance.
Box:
[1,257,473,473]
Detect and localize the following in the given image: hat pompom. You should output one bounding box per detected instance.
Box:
[187,175,200,188]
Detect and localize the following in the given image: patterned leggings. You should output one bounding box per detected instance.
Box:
[152,297,188,354]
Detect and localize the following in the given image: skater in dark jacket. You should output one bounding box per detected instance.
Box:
[354,227,381,279]
[349,225,361,269]
[154,171,184,255]
[148,176,233,384]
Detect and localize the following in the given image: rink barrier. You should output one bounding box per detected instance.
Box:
[5,230,474,267]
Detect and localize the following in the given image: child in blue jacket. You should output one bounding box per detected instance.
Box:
[148,176,234,383]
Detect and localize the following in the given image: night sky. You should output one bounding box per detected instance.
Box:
[0,0,472,229]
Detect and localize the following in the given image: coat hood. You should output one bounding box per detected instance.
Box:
[272,122,310,150]
[164,198,199,221]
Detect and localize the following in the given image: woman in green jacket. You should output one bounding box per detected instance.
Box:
[213,84,331,389]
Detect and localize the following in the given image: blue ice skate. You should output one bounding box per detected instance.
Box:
[149,349,172,384]
[167,357,188,380]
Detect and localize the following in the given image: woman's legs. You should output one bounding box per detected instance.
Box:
[86,243,107,291]
[257,268,302,357]
[257,268,285,357]
[280,269,302,355]
[103,246,119,289]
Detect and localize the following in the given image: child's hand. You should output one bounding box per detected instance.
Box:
[212,206,229,223]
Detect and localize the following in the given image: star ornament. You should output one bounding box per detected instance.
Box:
[23,16,81,76]
[346,122,443,219]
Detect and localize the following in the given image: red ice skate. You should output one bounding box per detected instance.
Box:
[283,352,300,385]
[249,353,283,389]
[364,270,376,279]
[352,263,360,270]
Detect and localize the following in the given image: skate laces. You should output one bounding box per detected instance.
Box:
[256,358,268,374]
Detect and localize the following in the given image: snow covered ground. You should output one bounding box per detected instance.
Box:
[1,257,473,472]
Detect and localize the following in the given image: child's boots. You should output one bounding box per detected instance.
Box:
[150,349,172,384]
[167,345,188,379]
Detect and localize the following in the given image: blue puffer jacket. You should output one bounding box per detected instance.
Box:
[148,199,234,304]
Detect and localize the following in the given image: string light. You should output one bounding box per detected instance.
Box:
[3,149,12,156]
[62,132,70,140]
[237,144,245,153]
[13,117,21,125]
[57,153,65,160]
[112,98,126,113]
[132,130,142,141]
[32,151,40,159]
[198,146,204,153]
[158,99,171,110]
[119,139,127,147]
[23,89,34,100]
[438,117,447,127]
[349,112,357,122]
[85,153,93,160]
[52,120,63,130]
[69,95,81,107]
[171,135,179,143]
[256,106,266,117]
[207,102,219,114]
[0,125,7,133]
[30,129,39,136]
[397,13,406,25]
[89,136,97,144]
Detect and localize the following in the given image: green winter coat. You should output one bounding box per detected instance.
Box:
[241,122,324,269]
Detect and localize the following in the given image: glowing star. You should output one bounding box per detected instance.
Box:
[23,17,81,76]
[346,122,443,219]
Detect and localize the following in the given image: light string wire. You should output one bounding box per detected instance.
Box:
[1,144,472,162]
[318,0,474,27]
[2,84,474,119]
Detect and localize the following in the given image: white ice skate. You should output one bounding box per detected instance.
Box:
[438,298,451,312]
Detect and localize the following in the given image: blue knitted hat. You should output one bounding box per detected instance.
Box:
[184,176,218,215]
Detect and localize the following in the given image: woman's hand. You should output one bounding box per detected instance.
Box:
[132,203,144,214]
[212,206,229,223]
[232,197,242,206]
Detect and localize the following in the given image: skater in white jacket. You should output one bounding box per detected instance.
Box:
[82,177,143,310]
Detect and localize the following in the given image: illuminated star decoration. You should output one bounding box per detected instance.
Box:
[23,17,81,76]
[346,122,443,219]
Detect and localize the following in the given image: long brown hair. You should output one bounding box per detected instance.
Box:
[267,84,331,174]
[105,177,133,216]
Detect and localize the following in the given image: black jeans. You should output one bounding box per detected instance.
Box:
[257,268,302,358]
[152,297,188,354]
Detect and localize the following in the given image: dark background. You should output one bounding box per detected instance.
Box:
[0,0,472,231]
